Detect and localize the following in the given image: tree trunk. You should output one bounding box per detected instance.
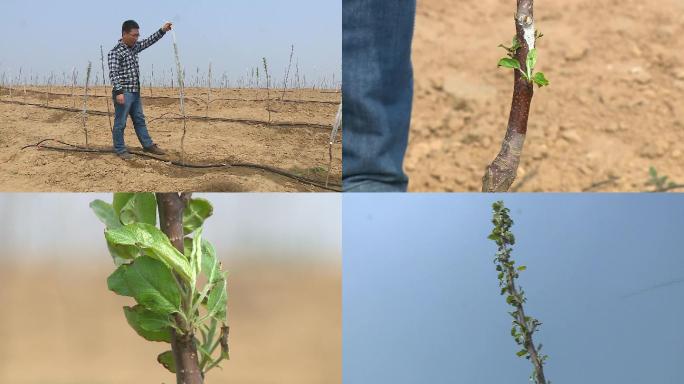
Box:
[157,192,204,384]
[482,0,536,192]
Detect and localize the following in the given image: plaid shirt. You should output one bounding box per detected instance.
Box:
[108,28,166,95]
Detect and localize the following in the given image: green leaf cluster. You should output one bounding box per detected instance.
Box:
[497,35,549,88]
[91,193,229,375]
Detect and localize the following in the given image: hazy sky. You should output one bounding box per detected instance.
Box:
[0,0,341,86]
[344,194,684,384]
[0,193,340,263]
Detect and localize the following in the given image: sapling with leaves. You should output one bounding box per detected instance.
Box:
[483,0,549,192]
[90,193,229,384]
[488,201,549,384]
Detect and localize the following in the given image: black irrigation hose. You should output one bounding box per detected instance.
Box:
[21,139,342,192]
[0,99,331,130]
[205,96,338,106]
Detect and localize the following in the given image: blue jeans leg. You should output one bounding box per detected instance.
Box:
[112,92,133,154]
[342,0,417,192]
[129,93,154,149]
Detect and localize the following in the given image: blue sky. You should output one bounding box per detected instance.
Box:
[343,194,684,384]
[0,0,341,87]
[0,193,340,263]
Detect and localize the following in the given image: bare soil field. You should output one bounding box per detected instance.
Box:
[0,259,341,384]
[0,86,341,192]
[406,0,684,191]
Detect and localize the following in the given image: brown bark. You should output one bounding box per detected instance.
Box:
[157,192,204,384]
[482,0,536,192]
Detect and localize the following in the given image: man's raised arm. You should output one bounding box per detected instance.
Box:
[134,22,173,53]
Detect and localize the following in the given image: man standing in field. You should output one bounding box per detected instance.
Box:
[108,20,172,160]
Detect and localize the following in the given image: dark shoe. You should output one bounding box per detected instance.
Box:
[117,151,134,160]
[144,144,166,155]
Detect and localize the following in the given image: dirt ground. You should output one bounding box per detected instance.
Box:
[0,258,341,384]
[0,86,341,192]
[406,0,684,191]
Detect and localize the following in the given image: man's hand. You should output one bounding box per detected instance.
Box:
[162,22,173,32]
[116,94,125,105]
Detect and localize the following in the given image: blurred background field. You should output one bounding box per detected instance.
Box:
[0,193,341,384]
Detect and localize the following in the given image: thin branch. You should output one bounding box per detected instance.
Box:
[100,46,113,133]
[281,44,294,100]
[81,62,92,147]
[263,58,271,125]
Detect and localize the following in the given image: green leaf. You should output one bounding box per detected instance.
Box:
[124,256,182,316]
[113,193,134,216]
[206,277,228,322]
[183,198,213,235]
[201,240,221,284]
[511,36,520,50]
[526,48,538,74]
[204,317,218,351]
[183,237,193,257]
[497,58,521,70]
[648,166,658,179]
[106,240,141,264]
[90,200,122,229]
[532,72,549,87]
[123,305,172,343]
[517,265,527,271]
[107,264,131,296]
[516,349,528,357]
[117,193,157,226]
[190,227,204,281]
[506,295,518,305]
[196,341,213,363]
[92,198,140,264]
[157,350,176,373]
[105,223,193,283]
